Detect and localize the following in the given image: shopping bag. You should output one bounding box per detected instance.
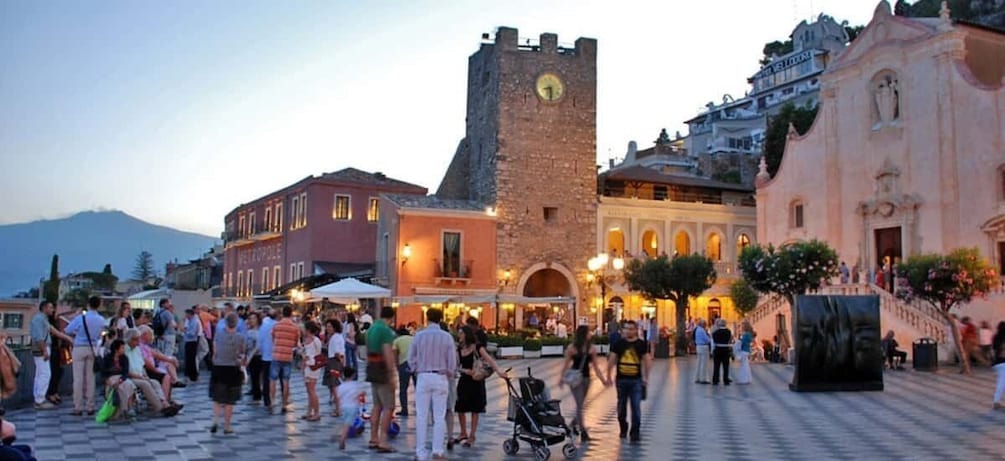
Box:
[95,398,117,423]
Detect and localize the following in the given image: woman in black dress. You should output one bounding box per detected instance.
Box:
[454,326,505,448]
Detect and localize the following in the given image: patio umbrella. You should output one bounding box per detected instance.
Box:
[309,277,391,304]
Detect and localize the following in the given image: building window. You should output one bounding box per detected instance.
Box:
[238,215,246,238]
[706,233,722,262]
[442,231,462,277]
[237,270,244,297]
[998,166,1005,202]
[653,186,668,201]
[289,264,296,282]
[247,270,254,296]
[297,262,305,280]
[249,211,256,234]
[333,195,351,220]
[291,196,299,230]
[273,266,281,289]
[264,207,272,233]
[368,197,379,222]
[642,230,659,257]
[543,207,559,223]
[2,313,22,330]
[737,233,752,258]
[299,193,308,228]
[675,231,691,256]
[262,269,269,292]
[791,201,805,228]
[275,203,283,232]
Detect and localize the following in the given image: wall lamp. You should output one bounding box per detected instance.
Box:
[401,244,412,265]
[498,269,512,287]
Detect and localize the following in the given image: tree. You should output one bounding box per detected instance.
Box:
[133,251,156,281]
[624,254,717,355]
[738,240,840,304]
[44,254,60,305]
[729,279,760,317]
[895,247,998,375]
[62,288,90,308]
[762,102,818,177]
[760,40,793,66]
[80,268,118,292]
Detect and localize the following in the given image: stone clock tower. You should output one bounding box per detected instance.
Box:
[438,27,597,306]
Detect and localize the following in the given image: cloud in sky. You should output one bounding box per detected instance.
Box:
[0,0,882,236]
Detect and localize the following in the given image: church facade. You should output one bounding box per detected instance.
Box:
[756,1,1005,282]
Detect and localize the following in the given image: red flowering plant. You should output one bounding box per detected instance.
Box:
[895,247,998,374]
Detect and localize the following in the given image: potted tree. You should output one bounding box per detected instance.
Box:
[523,338,542,358]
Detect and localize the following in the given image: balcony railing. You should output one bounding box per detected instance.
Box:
[433,259,473,284]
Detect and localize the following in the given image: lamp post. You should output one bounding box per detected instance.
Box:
[587,252,625,333]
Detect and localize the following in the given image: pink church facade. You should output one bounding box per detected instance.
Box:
[756,2,1005,283]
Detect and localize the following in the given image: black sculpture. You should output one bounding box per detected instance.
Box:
[790,295,883,392]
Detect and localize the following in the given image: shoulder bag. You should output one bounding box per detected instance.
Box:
[562,345,589,388]
[31,327,49,357]
[470,345,494,380]
[82,314,102,373]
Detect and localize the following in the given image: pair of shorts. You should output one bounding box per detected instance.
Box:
[340,405,359,425]
[270,361,292,381]
[371,382,394,410]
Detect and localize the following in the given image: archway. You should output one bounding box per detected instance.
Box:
[675,231,691,256]
[706,233,722,261]
[736,233,751,259]
[522,268,572,298]
[708,298,722,323]
[607,228,626,257]
[516,263,580,330]
[641,230,659,257]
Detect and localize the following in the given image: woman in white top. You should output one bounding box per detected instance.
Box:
[301,321,323,422]
[325,319,346,416]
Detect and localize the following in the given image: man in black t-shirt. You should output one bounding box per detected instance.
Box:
[711,319,733,385]
[606,320,651,442]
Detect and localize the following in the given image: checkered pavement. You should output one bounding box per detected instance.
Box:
[3,358,1003,460]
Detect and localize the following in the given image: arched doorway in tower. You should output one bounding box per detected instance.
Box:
[522,268,574,328]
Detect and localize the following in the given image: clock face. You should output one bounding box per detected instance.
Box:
[536,73,564,102]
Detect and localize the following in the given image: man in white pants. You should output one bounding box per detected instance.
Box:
[408,309,457,461]
[30,301,72,409]
[693,319,711,384]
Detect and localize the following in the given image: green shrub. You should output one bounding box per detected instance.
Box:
[591,335,609,345]
[516,328,540,339]
[540,336,570,346]
[523,339,542,351]
[493,336,526,348]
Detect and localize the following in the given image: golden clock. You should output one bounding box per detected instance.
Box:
[536,73,564,102]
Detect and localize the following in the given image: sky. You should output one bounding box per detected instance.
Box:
[0,0,883,237]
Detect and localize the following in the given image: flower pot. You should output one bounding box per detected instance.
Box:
[523,349,542,359]
[541,345,565,357]
[596,345,609,355]
[486,342,498,354]
[497,346,524,359]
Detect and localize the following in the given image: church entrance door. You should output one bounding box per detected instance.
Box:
[874,227,902,268]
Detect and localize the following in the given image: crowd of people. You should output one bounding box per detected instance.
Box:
[18,294,1005,461]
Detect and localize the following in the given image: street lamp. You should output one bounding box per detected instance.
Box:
[587,252,625,332]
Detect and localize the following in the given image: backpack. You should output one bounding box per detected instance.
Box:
[152,309,166,338]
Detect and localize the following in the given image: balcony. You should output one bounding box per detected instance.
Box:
[433,259,473,285]
[251,228,282,241]
[222,231,255,248]
[713,261,739,279]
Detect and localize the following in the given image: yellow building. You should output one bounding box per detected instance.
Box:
[594,139,757,332]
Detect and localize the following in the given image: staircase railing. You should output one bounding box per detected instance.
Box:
[823,283,947,343]
[748,294,788,327]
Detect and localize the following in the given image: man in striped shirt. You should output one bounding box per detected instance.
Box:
[271,306,301,413]
[408,309,457,461]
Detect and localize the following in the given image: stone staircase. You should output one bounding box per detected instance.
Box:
[747,283,950,347]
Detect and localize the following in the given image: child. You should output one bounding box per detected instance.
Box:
[333,367,368,450]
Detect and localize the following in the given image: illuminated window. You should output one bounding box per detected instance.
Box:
[273,266,281,290]
[247,270,254,296]
[237,271,244,297]
[706,233,722,262]
[274,202,283,232]
[261,269,268,293]
[367,197,379,222]
[249,211,256,234]
[291,196,299,229]
[299,193,307,228]
[791,201,805,228]
[334,195,351,220]
[675,231,691,256]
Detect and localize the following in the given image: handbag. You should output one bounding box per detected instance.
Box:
[469,346,494,381]
[310,353,326,371]
[81,314,102,373]
[31,329,48,357]
[562,346,589,388]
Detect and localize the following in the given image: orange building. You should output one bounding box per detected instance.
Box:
[376,195,501,328]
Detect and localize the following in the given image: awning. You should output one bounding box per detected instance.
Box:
[310,277,391,304]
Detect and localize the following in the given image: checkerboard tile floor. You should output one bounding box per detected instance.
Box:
[4,358,1003,460]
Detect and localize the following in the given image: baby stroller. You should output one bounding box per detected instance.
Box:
[502,368,577,461]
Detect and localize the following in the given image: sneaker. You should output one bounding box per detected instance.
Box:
[34,402,56,410]
[172,382,187,388]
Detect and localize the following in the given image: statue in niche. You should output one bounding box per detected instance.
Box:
[874,74,900,129]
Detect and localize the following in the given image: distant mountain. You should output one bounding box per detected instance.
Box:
[0,210,219,296]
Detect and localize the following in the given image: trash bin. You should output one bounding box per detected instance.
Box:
[655,337,670,358]
[912,338,938,371]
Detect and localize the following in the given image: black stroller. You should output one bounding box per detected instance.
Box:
[502,368,577,461]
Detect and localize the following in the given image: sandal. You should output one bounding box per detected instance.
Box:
[368,442,380,450]
[306,415,321,422]
[376,446,396,453]
[224,428,234,435]
[464,436,476,447]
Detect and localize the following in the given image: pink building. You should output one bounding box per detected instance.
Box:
[222,168,426,299]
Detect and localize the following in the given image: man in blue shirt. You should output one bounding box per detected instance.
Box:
[183,308,202,382]
[216,303,247,337]
[64,296,110,416]
[30,301,71,409]
[257,307,277,409]
[693,318,711,384]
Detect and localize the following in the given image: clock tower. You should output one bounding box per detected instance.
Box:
[438,27,597,310]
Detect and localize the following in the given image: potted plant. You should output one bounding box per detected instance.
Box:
[591,334,610,355]
[523,338,542,358]
[540,336,568,356]
[485,334,501,354]
[495,335,525,359]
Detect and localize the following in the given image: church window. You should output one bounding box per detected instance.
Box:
[791,201,805,228]
[998,165,1005,202]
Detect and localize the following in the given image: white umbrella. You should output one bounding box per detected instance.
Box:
[309,277,391,304]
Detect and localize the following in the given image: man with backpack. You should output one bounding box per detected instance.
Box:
[152,298,178,358]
